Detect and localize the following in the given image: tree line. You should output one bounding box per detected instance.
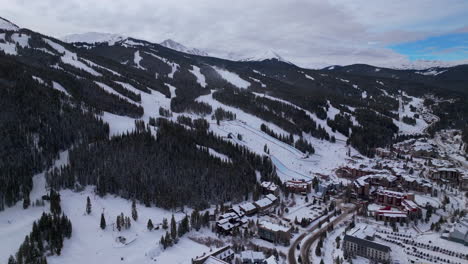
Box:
[47,118,278,210]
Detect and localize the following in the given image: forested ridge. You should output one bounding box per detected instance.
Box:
[0,55,109,210]
[47,119,277,210]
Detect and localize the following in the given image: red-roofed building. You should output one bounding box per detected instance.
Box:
[285,179,312,193]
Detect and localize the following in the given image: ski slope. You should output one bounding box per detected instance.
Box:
[198,91,354,182]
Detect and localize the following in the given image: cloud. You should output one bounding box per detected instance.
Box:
[1,0,467,68]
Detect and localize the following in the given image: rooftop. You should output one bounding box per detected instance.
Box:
[259,221,290,232]
[204,256,229,264]
[255,198,273,208]
[240,250,265,261]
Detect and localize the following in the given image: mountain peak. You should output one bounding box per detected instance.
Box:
[160,39,209,56]
[242,49,293,64]
[61,32,126,45]
[0,17,19,31]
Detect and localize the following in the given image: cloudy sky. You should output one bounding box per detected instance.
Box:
[1,0,468,68]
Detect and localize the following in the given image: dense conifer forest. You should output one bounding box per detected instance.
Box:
[348,109,399,156]
[0,56,109,211]
[47,119,277,209]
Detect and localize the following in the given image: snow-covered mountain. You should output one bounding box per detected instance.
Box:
[61,32,126,45]
[240,49,293,64]
[159,39,209,56]
[390,59,468,70]
[0,16,19,31]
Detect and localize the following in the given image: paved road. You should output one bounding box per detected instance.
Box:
[301,206,357,264]
[287,204,357,264]
[287,214,332,264]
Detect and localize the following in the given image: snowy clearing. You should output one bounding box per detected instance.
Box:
[190,65,207,87]
[213,67,250,89]
[43,38,101,76]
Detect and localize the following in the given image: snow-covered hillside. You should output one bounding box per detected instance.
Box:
[393,59,468,70]
[241,49,293,64]
[62,32,126,45]
[160,39,209,56]
[0,17,19,31]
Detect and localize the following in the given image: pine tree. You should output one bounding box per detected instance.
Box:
[131,200,138,221]
[178,221,184,238]
[23,194,30,209]
[160,235,166,249]
[8,255,17,264]
[315,243,321,256]
[147,219,154,231]
[100,213,106,230]
[162,218,168,230]
[170,214,177,240]
[86,196,92,215]
[116,215,121,231]
[165,231,172,247]
[125,216,131,229]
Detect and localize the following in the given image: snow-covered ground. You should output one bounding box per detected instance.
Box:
[47,187,207,264]
[52,81,72,97]
[0,32,31,55]
[213,67,250,89]
[133,50,145,70]
[101,81,172,136]
[190,65,207,87]
[43,38,102,76]
[0,149,211,264]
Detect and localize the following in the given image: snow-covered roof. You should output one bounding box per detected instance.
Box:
[266,194,277,202]
[239,202,256,212]
[259,221,290,232]
[255,198,273,208]
[412,141,435,151]
[240,250,265,261]
[204,256,229,264]
[402,200,419,211]
[230,206,244,217]
[264,256,278,264]
[261,181,278,192]
[352,226,376,239]
[355,173,398,187]
[377,190,407,198]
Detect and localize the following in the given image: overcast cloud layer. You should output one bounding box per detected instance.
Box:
[1,0,467,68]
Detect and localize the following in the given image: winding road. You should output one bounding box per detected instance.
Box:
[288,204,357,264]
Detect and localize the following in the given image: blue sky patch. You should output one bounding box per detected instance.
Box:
[389,32,468,61]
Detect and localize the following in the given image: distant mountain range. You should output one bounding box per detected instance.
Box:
[59,30,468,70]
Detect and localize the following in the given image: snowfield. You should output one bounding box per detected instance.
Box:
[52,81,72,97]
[394,94,429,134]
[101,81,172,136]
[43,38,102,76]
[190,65,207,87]
[213,67,251,89]
[133,50,146,70]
